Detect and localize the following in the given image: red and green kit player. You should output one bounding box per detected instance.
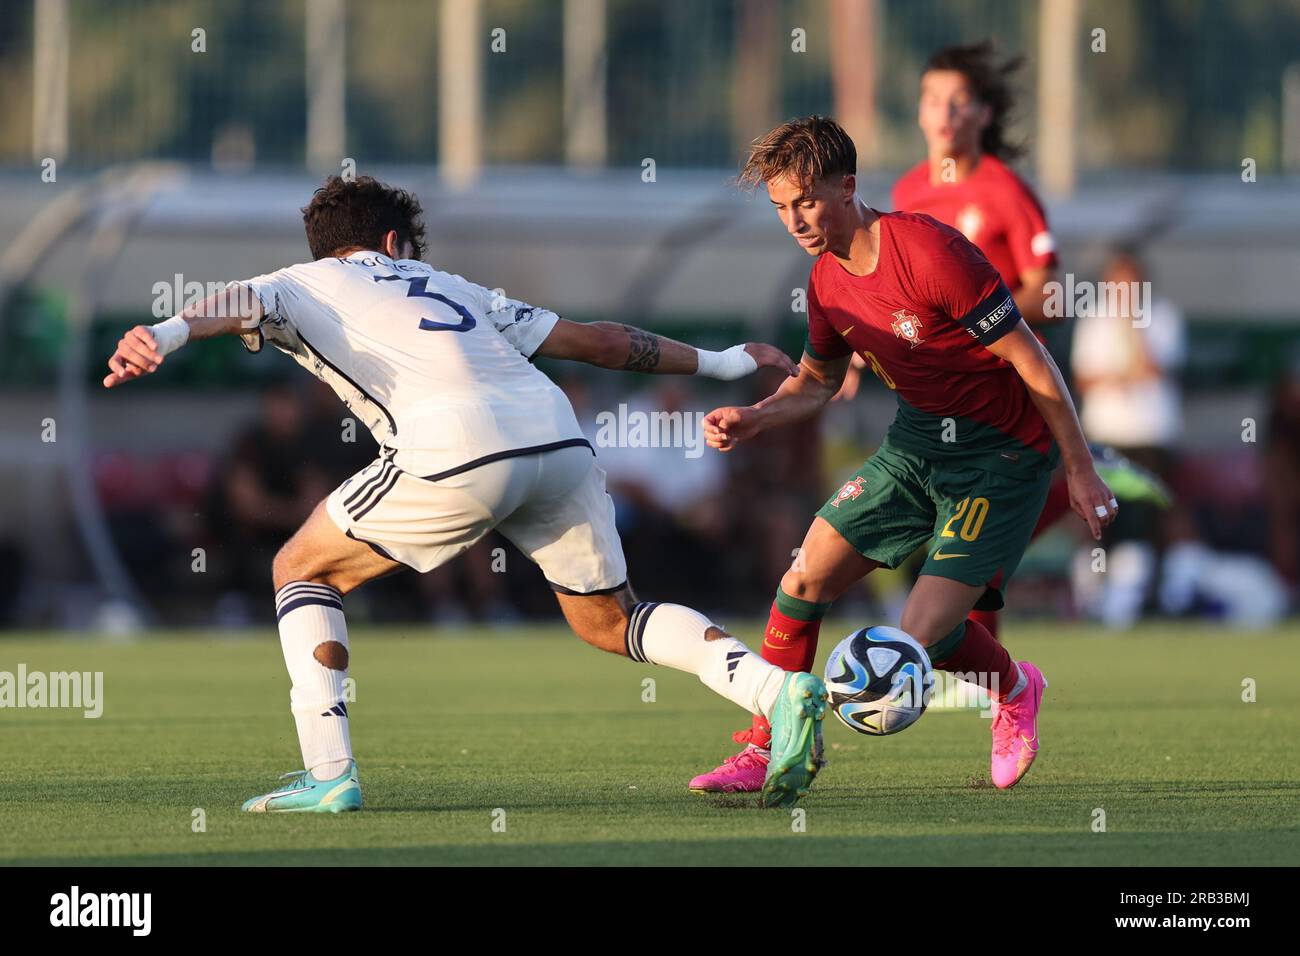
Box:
[689,115,1119,794]
[889,41,1170,642]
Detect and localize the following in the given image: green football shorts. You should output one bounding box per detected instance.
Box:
[816,437,1053,609]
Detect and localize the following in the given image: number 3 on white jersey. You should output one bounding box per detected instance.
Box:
[373,274,476,333]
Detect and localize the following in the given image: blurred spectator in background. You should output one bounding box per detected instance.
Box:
[1070,248,1185,626]
[0,539,25,624]
[206,382,362,622]
[415,532,520,625]
[724,366,828,609]
[579,378,731,606]
[301,378,378,490]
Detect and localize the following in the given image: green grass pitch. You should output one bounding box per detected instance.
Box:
[2,622,1298,866]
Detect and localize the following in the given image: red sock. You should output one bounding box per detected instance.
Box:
[932,617,1019,702]
[742,602,824,749]
[967,607,999,642]
[1032,476,1073,537]
[761,601,823,673]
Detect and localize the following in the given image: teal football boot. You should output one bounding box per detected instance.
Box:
[1090,444,1173,508]
[242,760,363,813]
[761,672,828,808]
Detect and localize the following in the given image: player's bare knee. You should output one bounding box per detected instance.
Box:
[272,542,346,594]
[780,569,827,604]
[271,544,306,592]
[313,640,349,670]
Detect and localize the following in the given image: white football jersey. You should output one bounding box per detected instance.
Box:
[240,252,587,477]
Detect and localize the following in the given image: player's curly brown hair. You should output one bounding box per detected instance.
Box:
[923,40,1025,161]
[737,115,857,193]
[301,175,427,261]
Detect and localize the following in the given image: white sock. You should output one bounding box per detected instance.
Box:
[275,582,353,779]
[1001,662,1028,704]
[624,602,786,719]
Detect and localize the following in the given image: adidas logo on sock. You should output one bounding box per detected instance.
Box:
[725,650,746,683]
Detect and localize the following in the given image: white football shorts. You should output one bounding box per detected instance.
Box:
[325,441,628,595]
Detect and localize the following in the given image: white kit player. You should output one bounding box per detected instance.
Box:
[103,176,830,811]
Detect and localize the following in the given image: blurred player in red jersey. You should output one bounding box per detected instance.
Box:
[893,42,1057,324]
[689,116,1118,794]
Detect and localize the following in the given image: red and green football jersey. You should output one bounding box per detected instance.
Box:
[805,211,1057,475]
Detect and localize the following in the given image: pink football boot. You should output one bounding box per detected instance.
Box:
[990,662,1047,789]
[689,727,770,794]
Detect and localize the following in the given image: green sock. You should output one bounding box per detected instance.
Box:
[773,586,832,621]
[926,622,967,667]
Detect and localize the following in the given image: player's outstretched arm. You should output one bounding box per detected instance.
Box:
[103,283,263,388]
[704,351,849,452]
[984,320,1117,539]
[533,319,798,380]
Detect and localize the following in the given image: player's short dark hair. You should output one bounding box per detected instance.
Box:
[923,40,1025,161]
[737,115,857,193]
[301,175,427,260]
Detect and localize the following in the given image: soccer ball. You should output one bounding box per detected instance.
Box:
[824,626,933,736]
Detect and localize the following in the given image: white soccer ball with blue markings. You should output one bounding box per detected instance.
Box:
[824,626,933,736]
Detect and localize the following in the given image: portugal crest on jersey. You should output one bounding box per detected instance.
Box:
[830,476,867,508]
[891,309,924,347]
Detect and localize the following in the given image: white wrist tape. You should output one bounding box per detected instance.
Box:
[149,316,191,356]
[695,344,758,381]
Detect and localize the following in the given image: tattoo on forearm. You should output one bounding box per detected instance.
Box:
[621,325,661,372]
